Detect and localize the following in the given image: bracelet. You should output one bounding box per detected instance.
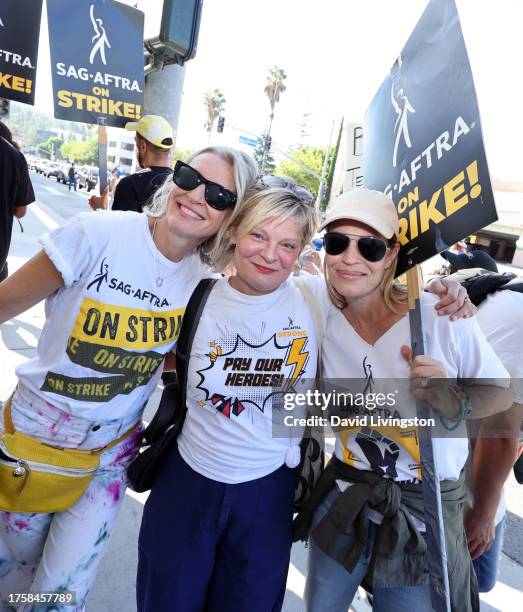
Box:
[439,385,471,431]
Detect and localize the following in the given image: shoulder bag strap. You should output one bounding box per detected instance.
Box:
[176,278,218,408]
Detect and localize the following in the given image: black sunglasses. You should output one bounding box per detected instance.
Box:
[173,161,237,210]
[323,231,389,262]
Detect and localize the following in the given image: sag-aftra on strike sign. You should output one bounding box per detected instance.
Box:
[364,0,497,276]
[0,0,43,105]
[47,0,144,127]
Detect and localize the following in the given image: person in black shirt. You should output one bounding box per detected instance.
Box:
[89,115,174,213]
[0,130,35,282]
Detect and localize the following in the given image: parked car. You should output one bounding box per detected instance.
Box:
[77,166,98,191]
[45,162,65,181]
[77,166,110,192]
[35,159,50,174]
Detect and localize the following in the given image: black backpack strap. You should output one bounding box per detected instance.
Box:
[176,278,218,407]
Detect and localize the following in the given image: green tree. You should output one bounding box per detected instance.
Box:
[275,146,334,198]
[203,89,226,137]
[262,66,287,171]
[253,135,275,174]
[39,136,64,159]
[173,148,193,164]
[264,66,287,132]
[60,138,98,165]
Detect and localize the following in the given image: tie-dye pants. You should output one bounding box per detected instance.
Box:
[0,387,143,612]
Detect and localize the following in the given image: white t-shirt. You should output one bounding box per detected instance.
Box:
[477,290,523,404]
[177,277,318,484]
[16,211,210,421]
[475,289,523,524]
[321,293,509,483]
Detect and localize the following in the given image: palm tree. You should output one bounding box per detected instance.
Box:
[203,89,226,140]
[262,66,287,171]
[264,66,287,133]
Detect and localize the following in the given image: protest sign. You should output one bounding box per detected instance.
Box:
[47,0,144,127]
[364,0,496,276]
[0,0,43,105]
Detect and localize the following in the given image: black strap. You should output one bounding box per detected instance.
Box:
[175,278,218,413]
[142,277,217,445]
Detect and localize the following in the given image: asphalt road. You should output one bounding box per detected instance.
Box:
[28,169,93,223]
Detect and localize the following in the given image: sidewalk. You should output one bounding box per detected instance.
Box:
[1,203,522,611]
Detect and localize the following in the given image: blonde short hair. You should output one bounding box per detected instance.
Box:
[211,175,319,272]
[144,146,258,263]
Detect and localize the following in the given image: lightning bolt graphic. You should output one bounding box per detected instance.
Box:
[285,337,308,386]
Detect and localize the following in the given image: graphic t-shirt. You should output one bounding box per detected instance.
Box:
[177,277,318,484]
[16,211,210,421]
[322,293,509,483]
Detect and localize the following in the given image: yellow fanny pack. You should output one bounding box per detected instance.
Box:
[0,397,140,513]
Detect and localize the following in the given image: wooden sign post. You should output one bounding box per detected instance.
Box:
[406,265,451,612]
[98,117,108,200]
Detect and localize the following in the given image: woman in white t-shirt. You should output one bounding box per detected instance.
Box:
[0,146,257,611]
[137,176,320,612]
[296,189,512,612]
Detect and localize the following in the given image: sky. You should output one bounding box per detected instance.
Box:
[31,0,523,181]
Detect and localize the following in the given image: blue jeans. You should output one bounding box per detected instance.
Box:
[304,487,434,612]
[472,517,506,592]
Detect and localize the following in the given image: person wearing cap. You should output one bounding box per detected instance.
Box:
[292,188,513,612]
[88,114,174,212]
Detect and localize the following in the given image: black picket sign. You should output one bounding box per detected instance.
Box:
[47,0,144,128]
[0,0,43,105]
[364,0,497,277]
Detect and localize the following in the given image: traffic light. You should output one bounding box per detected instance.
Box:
[0,99,9,119]
[217,116,225,133]
[145,0,204,65]
[265,134,272,150]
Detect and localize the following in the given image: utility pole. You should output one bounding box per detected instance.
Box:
[144,62,186,147]
[315,120,335,209]
[135,0,203,147]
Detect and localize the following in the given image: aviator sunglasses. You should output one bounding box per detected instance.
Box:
[173,160,237,210]
[323,231,389,262]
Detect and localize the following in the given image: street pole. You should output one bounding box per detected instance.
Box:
[98,117,108,196]
[315,120,335,209]
[406,265,451,612]
[144,62,186,149]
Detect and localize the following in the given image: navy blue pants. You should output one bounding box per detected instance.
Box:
[137,443,296,612]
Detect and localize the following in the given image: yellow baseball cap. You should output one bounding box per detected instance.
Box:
[125,115,174,149]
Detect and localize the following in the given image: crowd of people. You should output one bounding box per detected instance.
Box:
[0,115,521,612]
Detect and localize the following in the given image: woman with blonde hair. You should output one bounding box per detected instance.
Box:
[137,175,320,612]
[0,146,257,611]
[294,188,512,612]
